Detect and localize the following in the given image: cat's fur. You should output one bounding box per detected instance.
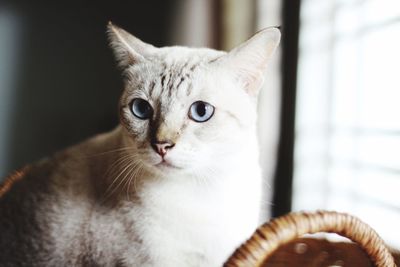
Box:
[0,23,280,266]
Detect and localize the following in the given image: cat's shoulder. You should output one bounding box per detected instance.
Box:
[0,127,122,200]
[0,157,66,206]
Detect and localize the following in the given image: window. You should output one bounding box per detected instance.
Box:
[293,0,400,247]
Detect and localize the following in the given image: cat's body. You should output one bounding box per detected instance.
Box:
[0,23,280,266]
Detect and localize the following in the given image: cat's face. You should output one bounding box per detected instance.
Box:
[108,23,280,176]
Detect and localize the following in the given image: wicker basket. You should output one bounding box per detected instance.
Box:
[225,211,398,267]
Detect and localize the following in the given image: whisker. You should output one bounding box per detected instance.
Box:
[124,161,142,201]
[102,154,136,201]
[106,159,138,199]
[121,162,137,201]
[103,153,144,202]
[132,164,144,195]
[104,153,134,178]
[128,165,142,199]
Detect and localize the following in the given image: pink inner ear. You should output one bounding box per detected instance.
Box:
[240,69,265,97]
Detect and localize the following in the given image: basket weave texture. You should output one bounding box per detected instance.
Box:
[225,211,398,267]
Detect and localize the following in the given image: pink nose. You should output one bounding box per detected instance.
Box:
[151,141,175,157]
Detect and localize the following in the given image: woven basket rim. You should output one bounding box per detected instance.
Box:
[224,210,397,267]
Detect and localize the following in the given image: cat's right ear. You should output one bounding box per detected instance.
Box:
[214,27,281,97]
[107,22,156,69]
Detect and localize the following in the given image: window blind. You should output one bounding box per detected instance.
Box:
[293,0,400,247]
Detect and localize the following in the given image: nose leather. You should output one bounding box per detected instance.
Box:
[151,141,175,157]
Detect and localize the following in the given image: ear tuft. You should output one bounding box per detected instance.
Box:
[219,27,281,96]
[107,22,156,69]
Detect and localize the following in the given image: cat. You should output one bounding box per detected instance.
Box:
[0,22,280,267]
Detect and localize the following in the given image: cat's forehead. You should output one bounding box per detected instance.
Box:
[125,47,226,102]
[149,47,225,78]
[156,46,225,66]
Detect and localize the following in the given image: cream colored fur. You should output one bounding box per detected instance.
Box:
[0,23,280,266]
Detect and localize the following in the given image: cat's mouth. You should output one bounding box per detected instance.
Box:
[155,159,182,170]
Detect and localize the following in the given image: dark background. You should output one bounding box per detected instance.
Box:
[0,0,180,175]
[0,0,299,217]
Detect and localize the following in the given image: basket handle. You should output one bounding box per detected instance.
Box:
[224,211,397,267]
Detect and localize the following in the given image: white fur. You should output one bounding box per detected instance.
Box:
[100,23,280,266]
[128,143,262,266]
[35,23,280,266]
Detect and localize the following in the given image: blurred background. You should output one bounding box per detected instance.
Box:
[0,0,399,247]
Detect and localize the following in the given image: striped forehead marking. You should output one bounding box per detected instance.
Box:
[157,61,200,98]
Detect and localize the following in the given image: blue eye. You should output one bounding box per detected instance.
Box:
[130,98,153,120]
[189,101,215,122]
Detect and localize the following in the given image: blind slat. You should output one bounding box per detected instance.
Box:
[294,0,400,248]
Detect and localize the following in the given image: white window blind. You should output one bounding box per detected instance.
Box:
[293,0,400,247]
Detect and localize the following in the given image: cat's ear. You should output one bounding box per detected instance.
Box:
[107,22,156,68]
[218,27,281,97]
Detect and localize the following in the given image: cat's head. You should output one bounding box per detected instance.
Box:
[107,22,280,177]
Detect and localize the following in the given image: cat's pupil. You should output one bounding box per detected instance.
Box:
[138,101,149,113]
[196,103,206,117]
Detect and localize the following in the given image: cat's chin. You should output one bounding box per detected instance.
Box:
[155,160,182,170]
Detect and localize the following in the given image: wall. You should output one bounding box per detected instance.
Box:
[0,0,176,178]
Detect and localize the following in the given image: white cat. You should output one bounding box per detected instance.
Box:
[0,23,280,266]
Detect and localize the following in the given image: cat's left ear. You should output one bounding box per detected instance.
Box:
[218,27,281,97]
[107,22,156,69]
